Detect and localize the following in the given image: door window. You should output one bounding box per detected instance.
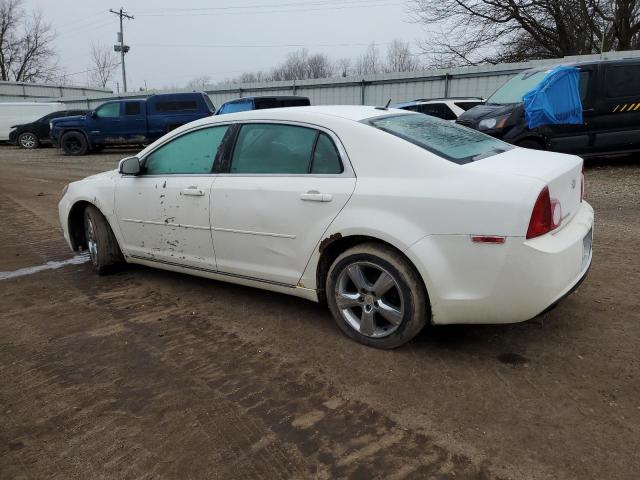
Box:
[418,103,457,120]
[125,102,141,115]
[230,123,317,174]
[604,64,640,98]
[144,126,229,175]
[311,133,343,174]
[96,102,120,118]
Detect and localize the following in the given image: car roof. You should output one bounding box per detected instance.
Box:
[222,95,309,104]
[390,97,483,108]
[521,57,640,74]
[214,105,409,122]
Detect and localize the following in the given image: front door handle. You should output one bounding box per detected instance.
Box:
[300,190,332,202]
[181,187,205,196]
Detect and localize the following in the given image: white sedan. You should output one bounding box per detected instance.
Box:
[59,106,593,348]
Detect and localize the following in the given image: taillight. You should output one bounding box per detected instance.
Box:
[527,186,562,239]
[580,164,585,202]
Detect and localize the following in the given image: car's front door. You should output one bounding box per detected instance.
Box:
[86,101,121,144]
[211,122,356,286]
[115,125,230,270]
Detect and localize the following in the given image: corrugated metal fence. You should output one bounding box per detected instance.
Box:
[35,50,640,110]
[0,81,111,102]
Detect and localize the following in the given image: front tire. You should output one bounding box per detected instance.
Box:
[83,205,123,274]
[326,243,429,349]
[61,131,88,156]
[18,132,39,149]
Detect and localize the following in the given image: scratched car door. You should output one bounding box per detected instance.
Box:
[115,125,228,270]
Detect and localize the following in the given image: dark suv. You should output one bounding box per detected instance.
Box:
[9,110,87,149]
[456,58,640,156]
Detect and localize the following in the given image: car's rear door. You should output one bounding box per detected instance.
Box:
[590,61,640,152]
[119,101,147,142]
[211,121,356,286]
[115,124,230,270]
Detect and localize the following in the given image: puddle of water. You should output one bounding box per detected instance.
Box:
[0,253,90,281]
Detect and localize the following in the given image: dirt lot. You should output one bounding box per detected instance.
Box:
[0,146,638,480]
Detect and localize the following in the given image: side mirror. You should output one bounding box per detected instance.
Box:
[119,156,141,175]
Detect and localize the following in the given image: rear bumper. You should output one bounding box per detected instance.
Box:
[406,201,594,325]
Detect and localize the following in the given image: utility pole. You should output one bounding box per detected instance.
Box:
[109,8,134,92]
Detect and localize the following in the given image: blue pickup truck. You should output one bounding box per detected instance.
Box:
[51,92,215,155]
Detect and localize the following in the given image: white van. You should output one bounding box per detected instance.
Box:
[0,102,65,141]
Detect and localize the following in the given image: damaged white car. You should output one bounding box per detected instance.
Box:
[59,106,593,348]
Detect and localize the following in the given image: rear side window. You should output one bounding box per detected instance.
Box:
[144,126,228,175]
[454,101,483,111]
[231,124,317,174]
[418,103,457,120]
[154,100,198,113]
[125,102,141,115]
[311,133,343,174]
[367,114,512,164]
[604,65,640,98]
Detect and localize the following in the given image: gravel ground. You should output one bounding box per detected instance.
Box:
[0,146,638,480]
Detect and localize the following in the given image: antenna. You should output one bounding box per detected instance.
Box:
[385,98,392,108]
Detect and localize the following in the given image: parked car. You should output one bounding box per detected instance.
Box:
[51,92,215,155]
[457,58,640,155]
[0,102,65,141]
[58,106,593,349]
[216,96,310,115]
[9,109,88,149]
[390,97,484,120]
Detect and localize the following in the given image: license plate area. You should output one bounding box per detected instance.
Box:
[582,227,592,271]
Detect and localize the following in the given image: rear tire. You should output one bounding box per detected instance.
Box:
[83,205,123,275]
[517,139,545,150]
[61,131,88,156]
[18,132,39,149]
[326,243,429,349]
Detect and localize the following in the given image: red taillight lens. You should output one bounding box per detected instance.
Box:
[580,164,585,202]
[527,186,554,239]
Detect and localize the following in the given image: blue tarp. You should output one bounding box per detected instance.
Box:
[522,66,583,129]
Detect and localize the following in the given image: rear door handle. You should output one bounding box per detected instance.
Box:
[181,187,205,196]
[300,191,332,202]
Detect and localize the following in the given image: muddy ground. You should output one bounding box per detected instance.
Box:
[0,146,638,480]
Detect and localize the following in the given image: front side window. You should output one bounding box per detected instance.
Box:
[367,114,512,164]
[96,102,120,118]
[230,123,318,174]
[144,125,229,175]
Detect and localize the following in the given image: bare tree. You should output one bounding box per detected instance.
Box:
[88,43,119,89]
[186,74,211,90]
[385,39,420,72]
[336,57,351,77]
[408,0,640,66]
[306,52,334,78]
[355,43,382,75]
[0,0,58,82]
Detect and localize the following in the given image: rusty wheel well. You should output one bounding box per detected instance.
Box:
[67,201,92,251]
[315,234,426,305]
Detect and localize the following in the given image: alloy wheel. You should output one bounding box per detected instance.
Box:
[19,133,36,148]
[334,261,404,338]
[86,217,98,266]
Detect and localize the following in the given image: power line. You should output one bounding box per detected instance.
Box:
[134,41,389,49]
[133,1,399,17]
[132,0,394,13]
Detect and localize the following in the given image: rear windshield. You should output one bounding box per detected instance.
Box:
[454,101,483,111]
[366,114,512,164]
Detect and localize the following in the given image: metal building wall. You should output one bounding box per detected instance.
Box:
[47,49,640,109]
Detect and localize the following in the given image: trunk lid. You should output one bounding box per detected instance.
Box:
[466,147,583,231]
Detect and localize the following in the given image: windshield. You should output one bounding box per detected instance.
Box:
[367,114,512,165]
[488,70,549,104]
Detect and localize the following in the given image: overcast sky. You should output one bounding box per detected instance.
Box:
[26,0,427,92]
